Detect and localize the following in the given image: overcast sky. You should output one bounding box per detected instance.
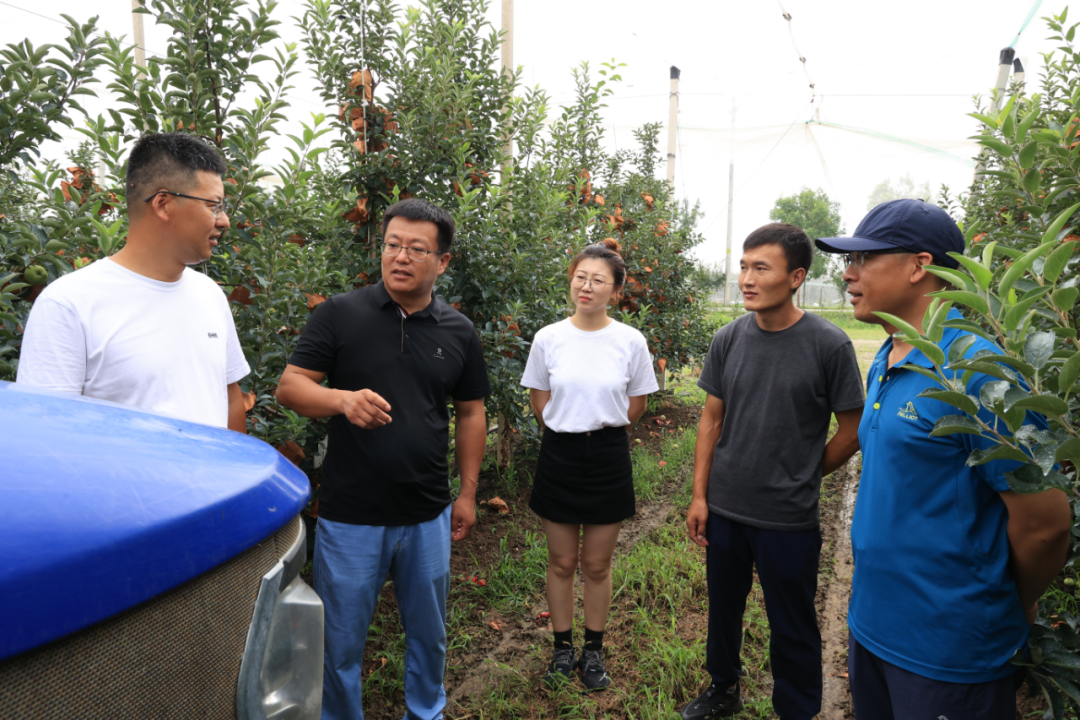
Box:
[2,0,1067,267]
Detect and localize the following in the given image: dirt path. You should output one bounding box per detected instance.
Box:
[819,460,859,720]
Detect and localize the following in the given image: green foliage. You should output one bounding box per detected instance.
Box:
[768,186,845,282]
[0,0,711,483]
[0,17,106,171]
[915,11,1080,711]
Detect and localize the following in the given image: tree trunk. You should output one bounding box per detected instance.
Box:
[496,411,512,470]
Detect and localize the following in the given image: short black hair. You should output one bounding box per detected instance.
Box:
[126,133,227,212]
[382,198,455,254]
[743,223,813,275]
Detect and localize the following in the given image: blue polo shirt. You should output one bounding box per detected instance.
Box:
[849,310,1043,683]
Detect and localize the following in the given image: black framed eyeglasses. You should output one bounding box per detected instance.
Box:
[842,248,909,267]
[144,191,230,218]
[382,241,443,263]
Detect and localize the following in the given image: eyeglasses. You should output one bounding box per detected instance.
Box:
[382,241,443,263]
[842,249,909,267]
[571,273,613,290]
[144,191,230,217]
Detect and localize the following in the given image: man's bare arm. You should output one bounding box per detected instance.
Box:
[451,398,486,542]
[227,382,247,433]
[687,393,725,548]
[276,363,392,428]
[822,407,862,477]
[1000,488,1071,623]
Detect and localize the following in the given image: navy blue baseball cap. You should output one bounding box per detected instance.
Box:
[815,198,964,269]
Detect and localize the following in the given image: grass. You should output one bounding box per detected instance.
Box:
[358,367,833,719]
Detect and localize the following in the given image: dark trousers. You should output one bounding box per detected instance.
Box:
[848,634,1016,720]
[706,513,822,720]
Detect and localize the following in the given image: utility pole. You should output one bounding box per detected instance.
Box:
[665,66,680,203]
[989,48,1016,113]
[723,98,735,306]
[975,48,1016,179]
[132,0,147,77]
[496,0,514,468]
[500,0,513,162]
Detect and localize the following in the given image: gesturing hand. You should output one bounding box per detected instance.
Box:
[340,389,392,429]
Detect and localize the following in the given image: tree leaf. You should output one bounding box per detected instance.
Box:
[1000,240,1057,298]
[1059,351,1080,397]
[966,445,1032,466]
[1010,394,1070,417]
[907,338,946,367]
[980,380,1012,412]
[930,414,984,436]
[948,334,978,364]
[1023,167,1042,195]
[873,311,922,341]
[941,318,998,343]
[1016,106,1041,143]
[1025,331,1056,370]
[1042,201,1080,245]
[1018,140,1039,169]
[901,363,945,384]
[1051,287,1079,312]
[925,265,977,293]
[1005,291,1050,333]
[1005,463,1071,493]
[1055,438,1080,464]
[976,135,1013,156]
[931,290,989,315]
[917,388,980,416]
[1044,242,1076,285]
[952,253,994,291]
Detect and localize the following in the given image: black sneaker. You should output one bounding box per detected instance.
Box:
[543,646,577,689]
[577,647,611,691]
[678,681,743,719]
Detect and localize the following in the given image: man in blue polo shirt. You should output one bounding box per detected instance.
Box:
[815,199,1071,719]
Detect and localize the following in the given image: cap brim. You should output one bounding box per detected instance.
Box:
[815,237,905,253]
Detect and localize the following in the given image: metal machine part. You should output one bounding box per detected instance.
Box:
[0,516,309,719]
[237,514,323,720]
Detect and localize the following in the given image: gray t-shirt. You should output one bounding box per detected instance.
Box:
[697,312,865,530]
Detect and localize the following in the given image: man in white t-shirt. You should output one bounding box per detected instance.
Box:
[16,132,250,430]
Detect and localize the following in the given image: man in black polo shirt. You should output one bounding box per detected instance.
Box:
[277,198,490,720]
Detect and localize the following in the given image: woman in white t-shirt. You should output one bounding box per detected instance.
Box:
[520,238,659,691]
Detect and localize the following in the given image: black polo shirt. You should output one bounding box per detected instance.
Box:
[288,281,490,526]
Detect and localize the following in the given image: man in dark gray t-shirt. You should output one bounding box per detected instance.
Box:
[679,224,864,720]
[699,311,864,529]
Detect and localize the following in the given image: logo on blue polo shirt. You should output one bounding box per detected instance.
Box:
[898,402,919,421]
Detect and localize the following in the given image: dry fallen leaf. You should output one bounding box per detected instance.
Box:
[488,620,505,631]
[486,497,510,514]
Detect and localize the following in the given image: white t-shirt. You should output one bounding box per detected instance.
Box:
[520,318,659,433]
[16,258,250,428]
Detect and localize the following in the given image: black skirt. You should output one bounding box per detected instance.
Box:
[529,425,635,525]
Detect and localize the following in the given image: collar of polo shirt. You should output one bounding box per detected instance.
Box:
[372,280,443,323]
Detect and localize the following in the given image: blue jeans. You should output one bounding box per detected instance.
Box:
[315,506,452,720]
